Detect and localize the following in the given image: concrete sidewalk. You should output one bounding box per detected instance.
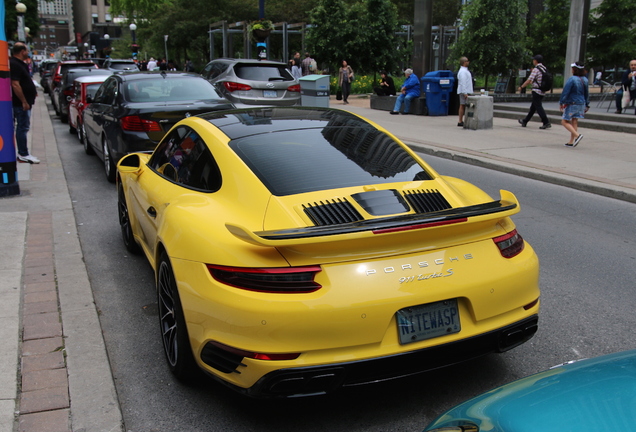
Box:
[1,90,634,432]
[1,95,123,432]
[334,95,636,203]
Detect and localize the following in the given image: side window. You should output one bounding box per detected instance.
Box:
[94,78,116,104]
[149,126,221,192]
[201,62,213,79]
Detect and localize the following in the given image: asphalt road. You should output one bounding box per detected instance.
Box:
[51,109,636,432]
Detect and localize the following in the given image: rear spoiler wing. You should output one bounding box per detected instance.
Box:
[227,190,520,247]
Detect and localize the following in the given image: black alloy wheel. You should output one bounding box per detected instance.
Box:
[117,183,141,254]
[157,252,198,380]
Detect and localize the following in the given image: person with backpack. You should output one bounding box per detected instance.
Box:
[301,52,315,76]
[559,62,589,147]
[517,54,552,129]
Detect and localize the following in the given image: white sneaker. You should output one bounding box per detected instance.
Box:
[17,154,40,164]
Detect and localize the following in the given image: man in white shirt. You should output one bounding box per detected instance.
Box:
[147,57,157,70]
[457,56,473,127]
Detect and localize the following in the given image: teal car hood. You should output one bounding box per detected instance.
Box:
[424,350,636,432]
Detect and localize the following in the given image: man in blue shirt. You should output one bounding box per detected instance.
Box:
[390,69,420,115]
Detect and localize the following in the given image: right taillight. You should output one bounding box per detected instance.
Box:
[493,229,524,258]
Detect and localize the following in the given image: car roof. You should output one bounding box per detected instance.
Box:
[198,107,367,141]
[210,58,288,67]
[58,60,96,65]
[106,58,136,63]
[73,74,112,84]
[115,71,202,82]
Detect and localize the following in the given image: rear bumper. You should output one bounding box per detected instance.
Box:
[207,315,538,398]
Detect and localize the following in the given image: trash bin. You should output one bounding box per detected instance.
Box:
[299,75,330,108]
[421,70,455,116]
[464,95,493,130]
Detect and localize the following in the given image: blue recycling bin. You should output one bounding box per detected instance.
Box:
[421,71,455,116]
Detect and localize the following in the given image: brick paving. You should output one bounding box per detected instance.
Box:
[18,210,71,432]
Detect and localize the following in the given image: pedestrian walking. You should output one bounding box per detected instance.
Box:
[338,60,354,104]
[290,58,302,81]
[456,56,473,127]
[560,62,589,147]
[518,54,551,129]
[10,42,40,164]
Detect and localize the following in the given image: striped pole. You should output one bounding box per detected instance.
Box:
[0,0,20,196]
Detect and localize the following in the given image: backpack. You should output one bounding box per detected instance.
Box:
[537,65,553,92]
[309,59,317,72]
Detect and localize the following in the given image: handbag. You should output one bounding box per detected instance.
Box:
[621,86,631,111]
[336,89,342,101]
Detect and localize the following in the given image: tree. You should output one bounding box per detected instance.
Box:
[587,0,636,72]
[306,0,400,74]
[391,0,461,26]
[449,0,528,87]
[527,0,569,72]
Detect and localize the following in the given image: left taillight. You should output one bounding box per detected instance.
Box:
[493,229,525,258]
[120,115,162,132]
[287,84,301,92]
[207,265,322,293]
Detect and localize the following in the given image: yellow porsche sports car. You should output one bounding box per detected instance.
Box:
[116,107,540,398]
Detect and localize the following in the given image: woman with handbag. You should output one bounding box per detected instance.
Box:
[338,60,354,105]
[559,62,590,147]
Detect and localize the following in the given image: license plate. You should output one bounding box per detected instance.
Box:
[396,299,460,344]
[263,90,277,98]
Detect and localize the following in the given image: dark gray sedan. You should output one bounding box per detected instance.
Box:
[83,71,234,182]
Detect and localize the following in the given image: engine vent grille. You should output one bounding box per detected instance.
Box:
[403,189,452,213]
[303,199,363,226]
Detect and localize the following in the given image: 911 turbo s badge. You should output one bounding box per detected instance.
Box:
[365,254,473,277]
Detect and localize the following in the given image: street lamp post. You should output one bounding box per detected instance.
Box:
[129,23,138,59]
[15,2,27,42]
[164,35,168,64]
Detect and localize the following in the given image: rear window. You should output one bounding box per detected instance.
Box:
[109,62,139,71]
[234,64,293,82]
[123,77,223,102]
[229,127,430,196]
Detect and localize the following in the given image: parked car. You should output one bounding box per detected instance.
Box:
[116,106,540,397]
[423,350,636,431]
[52,68,110,123]
[102,58,139,72]
[68,74,112,143]
[83,71,234,182]
[201,58,300,107]
[47,60,98,107]
[38,59,59,94]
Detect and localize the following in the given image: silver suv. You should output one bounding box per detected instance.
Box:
[201,58,300,107]
[103,58,139,72]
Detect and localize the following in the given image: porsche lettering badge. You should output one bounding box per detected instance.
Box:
[365,254,473,277]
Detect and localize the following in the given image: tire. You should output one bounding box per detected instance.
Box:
[157,252,198,380]
[77,119,85,144]
[102,136,116,183]
[117,183,141,254]
[69,122,76,135]
[83,125,94,155]
[60,113,68,123]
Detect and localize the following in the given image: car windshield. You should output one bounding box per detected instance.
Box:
[229,127,429,196]
[123,77,222,102]
[234,64,293,82]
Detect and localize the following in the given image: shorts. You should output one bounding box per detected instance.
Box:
[562,104,585,121]
[459,94,468,105]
